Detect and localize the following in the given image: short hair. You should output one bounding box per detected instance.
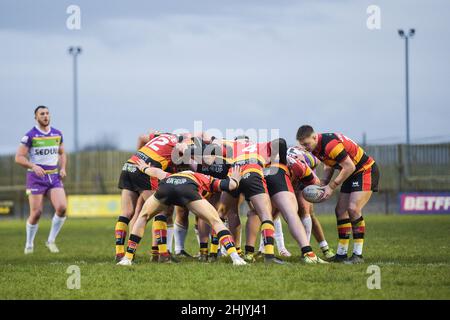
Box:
[234,135,250,141]
[296,125,315,140]
[34,105,48,115]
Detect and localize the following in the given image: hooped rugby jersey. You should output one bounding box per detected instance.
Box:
[165,171,225,199]
[129,133,179,170]
[313,133,374,173]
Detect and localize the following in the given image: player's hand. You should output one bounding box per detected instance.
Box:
[136,159,150,174]
[32,164,46,177]
[59,168,67,179]
[319,184,334,201]
[230,165,242,183]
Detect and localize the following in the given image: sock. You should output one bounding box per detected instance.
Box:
[210,230,219,256]
[194,223,200,245]
[352,216,366,256]
[115,216,130,256]
[274,217,287,252]
[167,224,174,253]
[319,240,329,252]
[174,223,188,254]
[47,214,66,243]
[245,245,255,254]
[200,242,208,255]
[301,215,312,242]
[261,220,275,257]
[153,215,169,256]
[124,234,141,261]
[301,245,313,255]
[218,230,237,256]
[236,247,242,255]
[258,234,265,253]
[151,245,159,258]
[337,218,352,256]
[26,222,38,248]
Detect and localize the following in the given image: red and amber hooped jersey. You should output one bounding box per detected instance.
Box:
[313,133,375,173]
[129,133,179,170]
[166,171,224,199]
[219,140,272,178]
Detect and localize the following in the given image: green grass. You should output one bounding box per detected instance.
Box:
[1,215,449,300]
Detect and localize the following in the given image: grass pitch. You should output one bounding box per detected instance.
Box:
[1,215,449,300]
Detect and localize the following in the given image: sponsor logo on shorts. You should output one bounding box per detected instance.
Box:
[352,181,360,187]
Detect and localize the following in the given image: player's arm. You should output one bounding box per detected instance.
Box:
[321,156,355,200]
[15,144,45,177]
[213,166,242,192]
[135,159,170,180]
[137,134,150,149]
[58,142,67,178]
[320,164,334,186]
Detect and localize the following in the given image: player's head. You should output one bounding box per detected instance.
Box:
[234,135,250,142]
[34,105,50,127]
[296,125,318,152]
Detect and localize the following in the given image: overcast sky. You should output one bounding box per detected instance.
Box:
[1,0,449,153]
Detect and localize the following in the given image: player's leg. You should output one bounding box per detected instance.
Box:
[244,208,261,262]
[174,206,192,258]
[297,190,335,260]
[197,217,211,261]
[166,206,175,254]
[118,195,167,265]
[309,207,335,260]
[248,192,283,264]
[258,210,290,257]
[115,189,139,261]
[46,187,67,253]
[219,191,240,253]
[333,193,352,262]
[24,193,44,254]
[187,200,246,265]
[344,191,372,264]
[272,191,326,263]
[208,193,221,260]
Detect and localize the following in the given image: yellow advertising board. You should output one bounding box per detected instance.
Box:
[67,195,121,217]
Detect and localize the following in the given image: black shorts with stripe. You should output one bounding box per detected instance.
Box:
[154,178,202,207]
[118,162,158,193]
[264,167,294,197]
[341,162,380,193]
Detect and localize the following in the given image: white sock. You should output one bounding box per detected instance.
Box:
[301,216,312,242]
[167,225,174,253]
[230,251,240,262]
[194,224,200,245]
[26,222,39,248]
[274,217,287,252]
[174,223,188,254]
[319,240,329,249]
[258,234,265,253]
[48,214,66,243]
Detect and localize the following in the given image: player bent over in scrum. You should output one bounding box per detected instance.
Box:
[117,166,247,266]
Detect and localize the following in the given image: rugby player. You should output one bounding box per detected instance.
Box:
[117,166,247,266]
[297,125,379,264]
[288,146,336,260]
[15,106,67,254]
[245,151,328,264]
[210,136,289,264]
[114,131,190,261]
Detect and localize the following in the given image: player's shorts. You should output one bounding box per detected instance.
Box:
[341,162,380,193]
[118,162,158,193]
[26,170,63,195]
[154,178,202,207]
[237,171,268,201]
[264,167,294,197]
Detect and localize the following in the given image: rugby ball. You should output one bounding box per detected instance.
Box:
[302,185,325,203]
